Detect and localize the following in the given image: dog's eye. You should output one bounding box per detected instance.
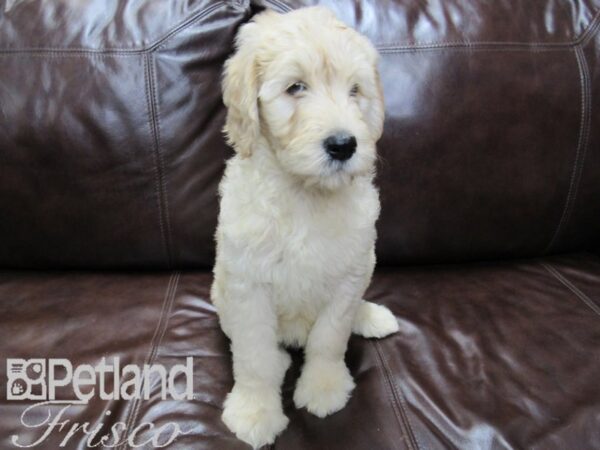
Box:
[350,84,360,97]
[286,82,307,96]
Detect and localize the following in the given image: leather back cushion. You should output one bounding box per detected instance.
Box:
[258,0,600,265]
[0,0,246,269]
[1,0,599,268]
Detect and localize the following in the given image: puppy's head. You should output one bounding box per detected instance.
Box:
[222,7,384,189]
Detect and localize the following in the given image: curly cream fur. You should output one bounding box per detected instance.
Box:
[212,7,398,448]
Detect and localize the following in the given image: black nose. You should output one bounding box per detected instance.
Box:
[323,133,357,161]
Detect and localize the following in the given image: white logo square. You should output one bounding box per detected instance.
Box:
[6,358,47,401]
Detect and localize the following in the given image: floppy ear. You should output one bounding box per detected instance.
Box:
[366,66,385,141]
[222,23,260,158]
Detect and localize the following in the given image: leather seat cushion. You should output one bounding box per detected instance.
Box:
[1,252,599,449]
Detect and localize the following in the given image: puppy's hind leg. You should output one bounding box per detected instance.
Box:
[221,282,291,449]
[352,300,399,338]
[351,247,399,339]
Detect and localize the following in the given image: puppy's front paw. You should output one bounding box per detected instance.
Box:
[352,301,399,338]
[222,386,288,449]
[293,360,355,418]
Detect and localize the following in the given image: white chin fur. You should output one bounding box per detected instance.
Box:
[302,170,354,191]
[279,153,374,191]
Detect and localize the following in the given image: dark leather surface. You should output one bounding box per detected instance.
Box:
[0,0,246,269]
[372,253,600,449]
[0,0,599,268]
[1,2,600,449]
[258,0,600,265]
[1,253,599,449]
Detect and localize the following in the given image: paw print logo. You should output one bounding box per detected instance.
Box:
[6,359,47,401]
[10,381,24,396]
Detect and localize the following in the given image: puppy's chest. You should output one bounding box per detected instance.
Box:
[267,198,375,290]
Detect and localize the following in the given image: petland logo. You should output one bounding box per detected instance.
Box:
[7,359,47,401]
[6,358,195,448]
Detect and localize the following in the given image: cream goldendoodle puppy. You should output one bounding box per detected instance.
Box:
[211,6,399,448]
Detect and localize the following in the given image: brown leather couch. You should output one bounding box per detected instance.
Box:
[1,1,599,449]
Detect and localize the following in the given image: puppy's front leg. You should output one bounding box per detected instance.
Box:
[293,279,361,417]
[221,282,290,449]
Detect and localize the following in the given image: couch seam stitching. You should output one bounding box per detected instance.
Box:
[144,52,174,267]
[541,263,600,317]
[0,3,596,55]
[259,4,600,47]
[373,340,420,450]
[152,1,229,52]
[262,0,293,13]
[371,341,411,450]
[0,1,228,55]
[117,271,181,450]
[544,44,591,254]
[581,8,600,46]
[148,52,175,267]
[375,8,600,51]
[0,42,579,57]
[378,45,574,54]
[143,53,167,265]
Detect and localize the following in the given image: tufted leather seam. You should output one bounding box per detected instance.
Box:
[258,2,600,48]
[1,3,597,54]
[372,342,410,449]
[145,53,174,267]
[0,1,230,54]
[372,340,414,450]
[379,46,575,54]
[375,8,600,51]
[143,53,169,267]
[373,340,420,450]
[259,2,600,49]
[154,0,240,52]
[544,45,592,254]
[581,8,600,47]
[0,43,582,59]
[541,263,600,317]
[262,0,293,13]
[0,52,149,58]
[116,272,181,450]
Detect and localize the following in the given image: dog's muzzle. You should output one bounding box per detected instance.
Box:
[323,132,356,161]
